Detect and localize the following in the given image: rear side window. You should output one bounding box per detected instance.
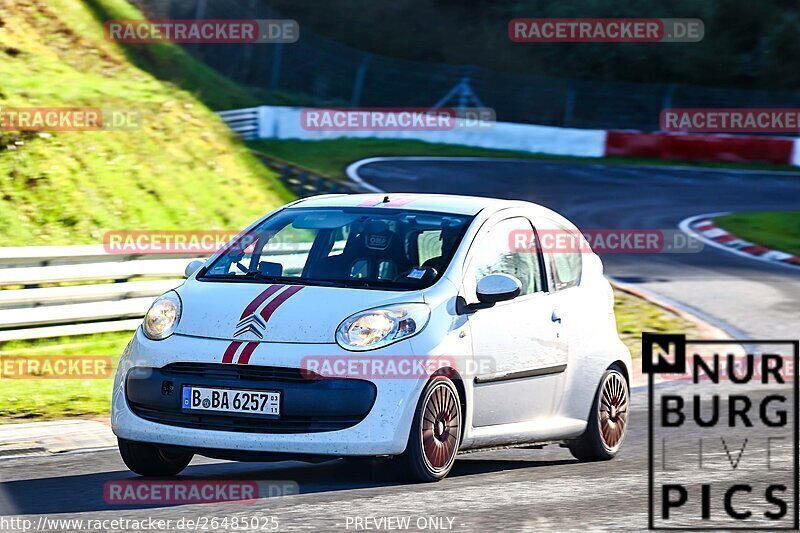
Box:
[549,223,582,290]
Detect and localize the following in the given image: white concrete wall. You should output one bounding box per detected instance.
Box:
[256,106,607,158]
[793,139,800,167]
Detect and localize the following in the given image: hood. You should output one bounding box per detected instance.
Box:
[174,281,424,343]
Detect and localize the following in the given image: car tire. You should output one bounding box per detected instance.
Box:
[118,438,193,476]
[568,366,629,462]
[396,375,462,482]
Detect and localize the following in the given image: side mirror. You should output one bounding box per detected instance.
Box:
[476,273,522,304]
[184,259,205,279]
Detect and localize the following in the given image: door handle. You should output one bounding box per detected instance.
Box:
[551,310,562,324]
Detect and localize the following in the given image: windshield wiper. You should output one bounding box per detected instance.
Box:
[338,278,413,289]
[240,272,343,287]
[200,271,408,289]
[200,271,341,286]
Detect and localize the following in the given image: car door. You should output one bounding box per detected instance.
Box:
[464,215,568,427]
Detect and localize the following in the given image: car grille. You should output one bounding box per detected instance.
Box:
[162,362,315,382]
[128,404,365,433]
[126,363,376,434]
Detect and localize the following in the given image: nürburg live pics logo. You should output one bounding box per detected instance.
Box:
[644,333,799,530]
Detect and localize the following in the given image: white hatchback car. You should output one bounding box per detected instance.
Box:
[112,193,631,481]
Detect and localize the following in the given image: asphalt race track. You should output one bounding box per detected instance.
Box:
[0,407,650,531]
[1,159,799,532]
[353,158,800,340]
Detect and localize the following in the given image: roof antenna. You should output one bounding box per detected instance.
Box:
[382,195,390,203]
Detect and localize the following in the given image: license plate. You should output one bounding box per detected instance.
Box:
[182,386,280,416]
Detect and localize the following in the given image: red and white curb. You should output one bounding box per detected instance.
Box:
[680,212,800,270]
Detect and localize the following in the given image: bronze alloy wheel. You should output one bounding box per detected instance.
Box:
[419,380,461,473]
[598,371,629,453]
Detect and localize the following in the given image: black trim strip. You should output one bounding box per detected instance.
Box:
[474,364,567,384]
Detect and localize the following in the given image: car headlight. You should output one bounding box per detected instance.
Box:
[336,303,430,351]
[142,291,182,340]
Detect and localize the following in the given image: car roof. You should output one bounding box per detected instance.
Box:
[290,193,524,216]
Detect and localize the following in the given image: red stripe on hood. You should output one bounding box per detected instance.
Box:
[240,285,284,319]
[237,342,259,365]
[222,341,242,364]
[259,285,304,324]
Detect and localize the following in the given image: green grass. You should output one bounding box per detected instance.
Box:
[0,0,294,246]
[714,211,800,256]
[613,289,698,361]
[0,331,131,421]
[0,290,696,422]
[248,138,800,181]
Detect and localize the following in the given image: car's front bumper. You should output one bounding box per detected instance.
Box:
[125,362,378,433]
[111,329,428,456]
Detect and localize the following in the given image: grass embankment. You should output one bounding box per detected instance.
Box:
[248,138,800,179]
[0,0,290,420]
[714,211,800,256]
[0,0,292,246]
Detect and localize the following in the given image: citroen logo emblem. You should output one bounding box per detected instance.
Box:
[234,314,265,339]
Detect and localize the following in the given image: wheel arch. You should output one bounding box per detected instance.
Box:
[610,360,630,384]
[432,367,467,445]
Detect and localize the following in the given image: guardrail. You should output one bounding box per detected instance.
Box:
[254,152,362,197]
[0,245,207,268]
[0,244,321,342]
[217,107,260,140]
[0,248,203,343]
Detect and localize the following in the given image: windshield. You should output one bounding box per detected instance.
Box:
[200,207,473,290]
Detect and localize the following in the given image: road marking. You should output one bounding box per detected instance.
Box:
[679,213,800,272]
[346,156,800,195]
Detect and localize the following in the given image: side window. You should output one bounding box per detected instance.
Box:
[549,223,582,290]
[469,217,543,296]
